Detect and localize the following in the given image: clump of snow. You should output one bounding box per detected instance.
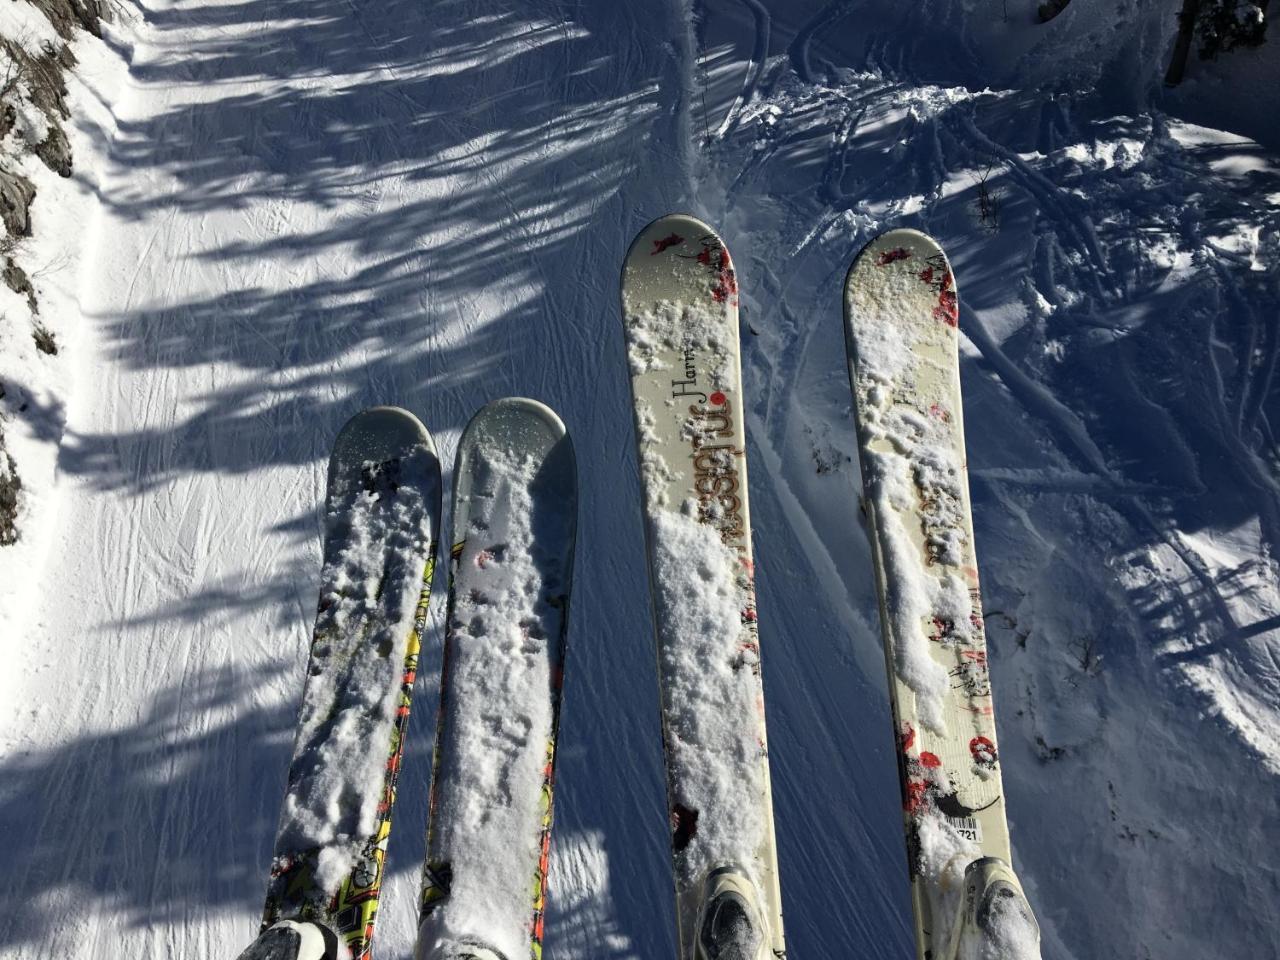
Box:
[863,447,960,732]
[915,809,981,940]
[6,76,51,146]
[423,442,573,960]
[956,904,1042,960]
[273,446,437,895]
[648,499,767,886]
[955,873,1042,960]
[911,814,1042,959]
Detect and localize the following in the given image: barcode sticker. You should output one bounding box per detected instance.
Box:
[948,817,983,843]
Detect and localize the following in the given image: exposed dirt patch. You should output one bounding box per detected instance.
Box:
[32,320,57,354]
[0,167,35,236]
[0,420,19,546]
[4,256,37,312]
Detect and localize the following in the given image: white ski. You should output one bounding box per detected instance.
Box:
[416,398,577,960]
[843,230,1041,960]
[620,214,786,960]
[244,406,442,960]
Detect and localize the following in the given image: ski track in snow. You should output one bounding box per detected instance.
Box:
[1,1,1279,959]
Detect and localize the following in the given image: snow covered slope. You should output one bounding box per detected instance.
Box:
[1,1,1277,960]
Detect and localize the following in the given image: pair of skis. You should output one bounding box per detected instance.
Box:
[621,218,1041,960]
[237,398,576,960]
[239,216,1039,960]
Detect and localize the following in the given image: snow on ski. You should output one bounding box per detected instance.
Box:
[620,214,786,960]
[416,398,577,960]
[843,230,1041,960]
[242,407,443,960]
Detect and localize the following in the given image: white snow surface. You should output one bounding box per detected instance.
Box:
[0,10,118,657]
[0,1,61,56]
[2,2,1279,960]
[955,884,1041,960]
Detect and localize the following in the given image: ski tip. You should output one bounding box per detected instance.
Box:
[621,213,737,310]
[334,405,437,456]
[625,212,723,263]
[455,397,576,494]
[843,228,960,349]
[845,228,952,286]
[453,397,578,573]
[460,396,569,447]
[329,406,441,485]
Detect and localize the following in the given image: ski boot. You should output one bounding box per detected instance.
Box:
[414,929,509,960]
[943,857,1041,960]
[235,920,340,960]
[429,946,506,960]
[695,865,771,960]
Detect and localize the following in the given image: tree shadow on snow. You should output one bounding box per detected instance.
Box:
[15,0,707,956]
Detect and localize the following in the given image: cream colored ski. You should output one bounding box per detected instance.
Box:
[620,214,786,960]
[844,230,1040,960]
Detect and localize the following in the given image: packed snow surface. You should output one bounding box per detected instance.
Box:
[2,2,1279,960]
[276,446,437,895]
[424,442,572,960]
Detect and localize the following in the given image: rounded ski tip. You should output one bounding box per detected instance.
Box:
[327,405,442,495]
[415,937,509,960]
[621,213,736,309]
[845,227,953,287]
[843,227,960,342]
[333,405,438,461]
[624,211,723,263]
[459,396,569,453]
[455,397,577,501]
